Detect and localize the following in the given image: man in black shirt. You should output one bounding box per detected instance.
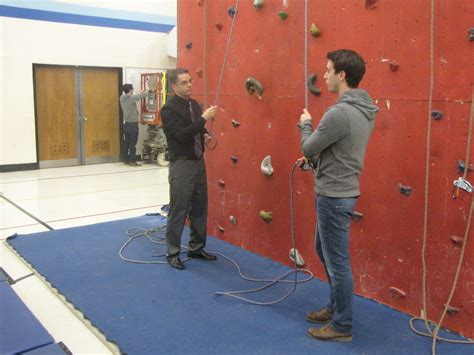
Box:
[160,68,218,270]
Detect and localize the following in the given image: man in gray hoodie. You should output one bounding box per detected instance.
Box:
[299,49,379,342]
[120,84,147,166]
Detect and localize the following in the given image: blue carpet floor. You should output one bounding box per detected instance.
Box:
[0,282,54,354]
[6,215,473,354]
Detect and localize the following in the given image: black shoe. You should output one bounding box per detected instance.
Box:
[167,256,185,270]
[128,162,142,167]
[187,249,217,261]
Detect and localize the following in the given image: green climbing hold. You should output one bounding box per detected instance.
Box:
[259,210,273,223]
[310,23,321,37]
[278,11,288,20]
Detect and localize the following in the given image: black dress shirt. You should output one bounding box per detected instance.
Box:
[161,95,208,160]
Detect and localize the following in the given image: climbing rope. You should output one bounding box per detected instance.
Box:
[214,161,313,305]
[204,0,240,150]
[410,0,474,351]
[203,0,207,108]
[304,0,309,109]
[119,161,314,305]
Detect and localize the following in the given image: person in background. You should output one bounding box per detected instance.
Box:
[120,84,146,166]
[298,49,379,341]
[160,68,218,270]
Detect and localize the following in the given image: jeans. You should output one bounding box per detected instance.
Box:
[123,122,139,163]
[315,194,357,334]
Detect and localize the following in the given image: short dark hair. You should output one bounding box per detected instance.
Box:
[122,84,133,94]
[169,68,190,84]
[327,49,366,88]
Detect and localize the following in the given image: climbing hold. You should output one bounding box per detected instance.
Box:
[218,179,226,187]
[310,23,321,38]
[253,0,264,10]
[229,216,237,225]
[196,69,203,77]
[289,248,305,267]
[278,11,288,20]
[185,42,193,49]
[228,6,236,17]
[445,304,460,315]
[457,159,474,174]
[261,155,274,176]
[259,210,273,223]
[365,0,378,9]
[218,225,225,233]
[352,211,364,223]
[389,287,406,297]
[245,77,264,97]
[197,0,203,6]
[469,28,474,42]
[307,73,321,96]
[398,183,412,196]
[449,235,464,247]
[453,177,472,193]
[388,61,399,72]
[230,156,239,164]
[215,23,223,31]
[231,119,241,127]
[431,110,443,120]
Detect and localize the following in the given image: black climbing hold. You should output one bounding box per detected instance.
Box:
[365,0,378,9]
[231,120,241,127]
[457,160,474,174]
[446,305,460,315]
[431,110,443,120]
[398,183,412,196]
[230,156,238,164]
[388,61,399,72]
[185,42,193,49]
[469,28,474,42]
[352,211,364,223]
[450,235,464,246]
[245,77,264,97]
[307,73,321,96]
[228,7,236,18]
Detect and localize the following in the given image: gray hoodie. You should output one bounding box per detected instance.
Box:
[300,89,379,198]
[120,92,147,123]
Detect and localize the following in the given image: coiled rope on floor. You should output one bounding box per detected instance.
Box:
[214,161,313,305]
[119,161,314,305]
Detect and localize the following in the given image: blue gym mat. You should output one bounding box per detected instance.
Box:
[5,215,473,354]
[0,282,54,354]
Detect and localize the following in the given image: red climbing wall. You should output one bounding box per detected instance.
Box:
[178,0,474,338]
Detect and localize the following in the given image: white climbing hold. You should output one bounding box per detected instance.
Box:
[261,155,274,176]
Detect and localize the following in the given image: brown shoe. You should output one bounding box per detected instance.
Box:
[306,308,332,323]
[307,324,352,342]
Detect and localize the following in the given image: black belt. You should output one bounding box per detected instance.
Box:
[173,156,202,161]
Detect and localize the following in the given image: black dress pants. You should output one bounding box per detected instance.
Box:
[166,158,208,256]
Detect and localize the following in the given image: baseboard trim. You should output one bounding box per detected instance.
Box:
[0,163,39,173]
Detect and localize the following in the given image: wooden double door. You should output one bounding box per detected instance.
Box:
[34,65,121,168]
